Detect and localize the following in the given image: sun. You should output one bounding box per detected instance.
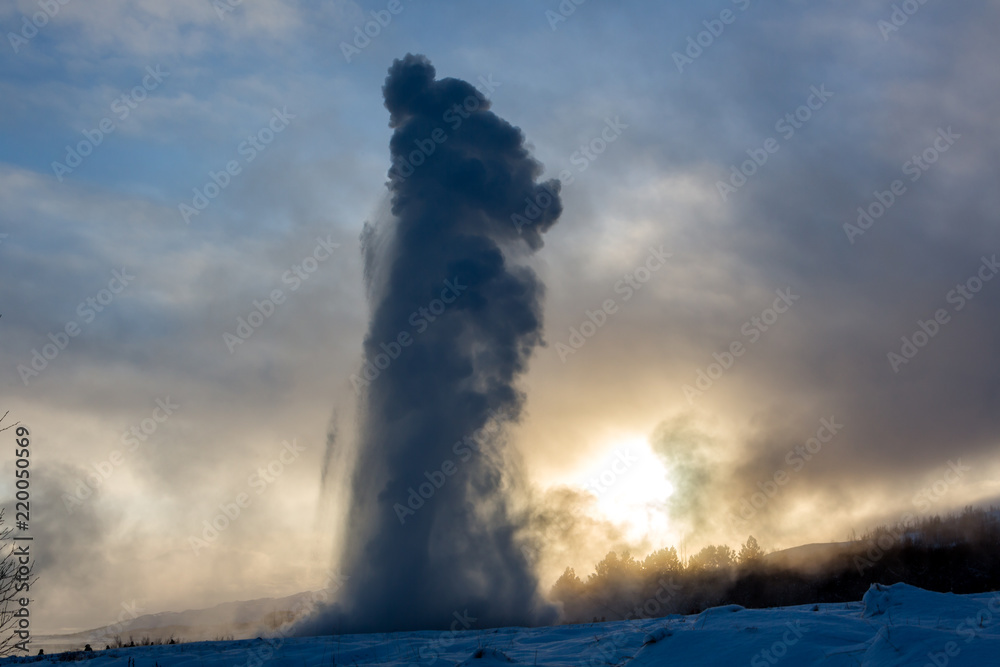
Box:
[577,436,675,543]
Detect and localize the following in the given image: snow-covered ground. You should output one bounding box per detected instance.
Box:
[7,584,1000,666]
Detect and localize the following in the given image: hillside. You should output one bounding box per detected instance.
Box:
[29,591,322,654]
[9,584,999,666]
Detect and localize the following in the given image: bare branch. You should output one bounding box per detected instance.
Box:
[0,411,19,433]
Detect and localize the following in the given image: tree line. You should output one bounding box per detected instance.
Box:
[551,506,1000,623]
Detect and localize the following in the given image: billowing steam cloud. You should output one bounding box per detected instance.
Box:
[301,54,562,634]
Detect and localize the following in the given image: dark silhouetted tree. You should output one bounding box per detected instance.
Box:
[642,547,682,577]
[688,545,735,571]
[551,567,584,601]
[738,536,765,566]
[0,412,35,657]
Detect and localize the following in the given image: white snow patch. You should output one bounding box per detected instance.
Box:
[8,584,1000,667]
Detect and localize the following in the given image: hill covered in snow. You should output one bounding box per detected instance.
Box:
[29,591,324,653]
[10,584,1000,666]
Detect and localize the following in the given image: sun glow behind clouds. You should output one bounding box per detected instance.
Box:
[578,436,675,543]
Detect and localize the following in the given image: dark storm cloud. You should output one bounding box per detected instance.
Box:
[298,54,562,634]
[710,3,1000,483]
[618,1,1000,544]
[509,1,1000,553]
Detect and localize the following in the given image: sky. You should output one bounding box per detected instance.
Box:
[2,0,1000,636]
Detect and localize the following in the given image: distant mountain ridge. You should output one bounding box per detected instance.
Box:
[34,590,324,653]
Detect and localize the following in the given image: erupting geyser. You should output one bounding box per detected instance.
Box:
[298,54,563,634]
